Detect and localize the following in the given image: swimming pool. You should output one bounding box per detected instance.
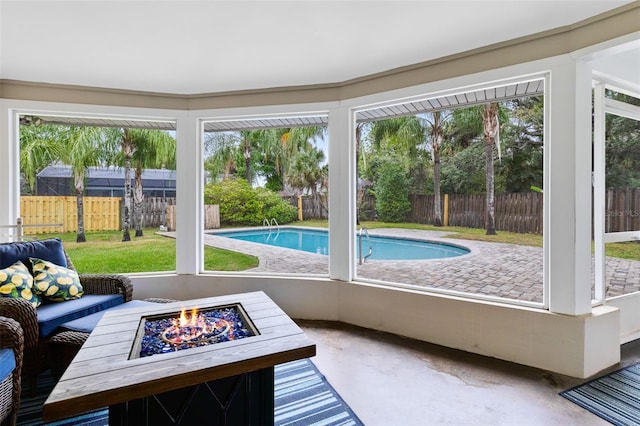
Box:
[211,228,469,260]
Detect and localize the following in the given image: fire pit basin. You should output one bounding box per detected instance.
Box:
[130,303,258,359]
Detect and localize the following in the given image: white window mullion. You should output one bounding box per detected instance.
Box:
[593,82,606,303]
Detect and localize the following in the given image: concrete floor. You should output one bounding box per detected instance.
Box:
[298,320,640,426]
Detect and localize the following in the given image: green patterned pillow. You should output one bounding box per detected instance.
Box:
[0,260,41,307]
[30,257,83,302]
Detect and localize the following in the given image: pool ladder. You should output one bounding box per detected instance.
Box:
[263,218,280,241]
[358,227,373,264]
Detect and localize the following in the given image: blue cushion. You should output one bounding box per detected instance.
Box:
[0,238,67,273]
[0,348,16,380]
[59,300,157,333]
[37,294,124,337]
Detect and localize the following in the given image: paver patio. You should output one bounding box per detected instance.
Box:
[202,228,640,304]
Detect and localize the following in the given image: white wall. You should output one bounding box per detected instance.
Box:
[130,273,620,379]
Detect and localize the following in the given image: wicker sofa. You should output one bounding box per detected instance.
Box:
[0,316,23,426]
[0,238,132,394]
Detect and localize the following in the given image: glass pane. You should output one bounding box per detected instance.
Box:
[201,123,329,276]
[355,94,545,305]
[19,118,178,274]
[603,92,640,300]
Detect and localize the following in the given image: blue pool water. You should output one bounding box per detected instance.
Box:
[212,228,469,260]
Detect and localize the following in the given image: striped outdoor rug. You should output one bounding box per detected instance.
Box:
[274,358,363,426]
[17,358,363,426]
[560,362,640,426]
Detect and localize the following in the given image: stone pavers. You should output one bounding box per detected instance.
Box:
[202,228,640,303]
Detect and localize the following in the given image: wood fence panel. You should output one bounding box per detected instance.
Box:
[494,193,543,234]
[84,197,120,231]
[139,197,176,228]
[20,196,65,234]
[301,194,328,220]
[20,196,121,233]
[357,192,376,221]
[283,195,328,220]
[166,205,177,231]
[448,194,485,229]
[605,188,640,233]
[408,194,437,224]
[204,205,220,229]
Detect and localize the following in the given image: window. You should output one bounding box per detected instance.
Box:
[592,84,640,303]
[353,77,547,306]
[18,114,178,274]
[200,116,329,276]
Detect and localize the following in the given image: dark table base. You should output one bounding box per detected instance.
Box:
[109,367,274,426]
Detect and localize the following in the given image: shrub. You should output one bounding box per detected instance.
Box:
[204,178,297,226]
[374,160,410,222]
[256,188,298,224]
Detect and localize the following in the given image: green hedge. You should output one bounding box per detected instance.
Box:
[204,178,297,226]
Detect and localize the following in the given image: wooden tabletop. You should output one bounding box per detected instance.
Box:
[43,291,316,422]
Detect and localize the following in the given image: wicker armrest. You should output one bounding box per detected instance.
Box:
[0,316,24,426]
[0,298,39,355]
[78,274,133,302]
[0,316,24,362]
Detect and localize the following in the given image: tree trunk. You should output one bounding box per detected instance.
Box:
[122,130,132,242]
[75,172,86,243]
[134,164,144,237]
[483,103,498,235]
[433,156,442,227]
[243,135,252,184]
[432,130,443,227]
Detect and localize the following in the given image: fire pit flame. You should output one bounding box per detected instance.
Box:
[138,304,256,358]
[161,307,232,345]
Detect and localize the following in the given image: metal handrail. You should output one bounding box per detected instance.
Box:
[269,218,280,240]
[263,218,280,240]
[0,217,63,241]
[358,227,373,265]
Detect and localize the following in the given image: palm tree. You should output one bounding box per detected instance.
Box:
[19,124,62,194]
[204,126,326,194]
[482,103,500,235]
[258,126,326,193]
[420,111,450,226]
[61,126,117,242]
[287,147,327,195]
[203,131,256,185]
[204,131,241,181]
[451,102,505,235]
[369,116,424,161]
[125,129,176,237]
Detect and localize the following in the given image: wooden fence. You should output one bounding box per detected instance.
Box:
[283,195,329,220]
[374,192,544,234]
[606,188,640,233]
[20,189,639,235]
[20,196,178,233]
[136,197,176,229]
[359,189,638,235]
[165,204,220,231]
[447,192,543,234]
[21,196,120,233]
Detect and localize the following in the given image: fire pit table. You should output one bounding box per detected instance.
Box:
[43,291,316,425]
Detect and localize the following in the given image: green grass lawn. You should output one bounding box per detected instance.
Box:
[28,229,258,274]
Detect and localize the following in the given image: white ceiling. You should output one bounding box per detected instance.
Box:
[0,0,636,96]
